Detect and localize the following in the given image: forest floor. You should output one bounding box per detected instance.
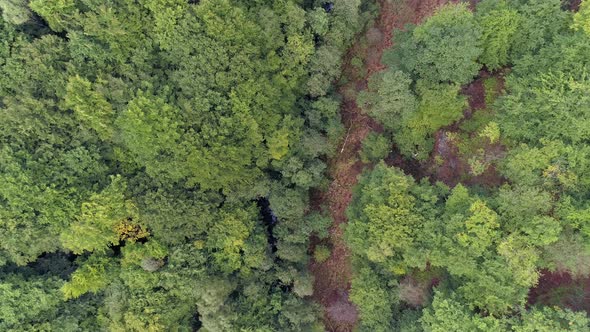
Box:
[309,1,452,331]
[529,270,590,313]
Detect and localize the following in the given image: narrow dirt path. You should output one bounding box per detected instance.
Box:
[309,1,451,331]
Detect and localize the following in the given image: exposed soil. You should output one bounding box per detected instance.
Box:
[385,149,425,179]
[462,73,487,114]
[398,275,431,307]
[566,0,582,11]
[428,131,506,188]
[309,1,453,331]
[528,270,590,313]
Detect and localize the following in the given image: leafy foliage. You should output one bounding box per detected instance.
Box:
[476,0,521,70]
[573,0,590,36]
[390,3,482,85]
[347,1,590,330]
[397,82,466,159]
[350,266,396,332]
[0,0,373,330]
[360,132,391,163]
[2,0,590,330]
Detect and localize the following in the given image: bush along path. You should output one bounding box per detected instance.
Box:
[308,1,452,331]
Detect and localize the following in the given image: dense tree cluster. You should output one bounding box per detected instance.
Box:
[0,0,375,330]
[2,0,590,330]
[348,0,590,331]
[359,3,474,160]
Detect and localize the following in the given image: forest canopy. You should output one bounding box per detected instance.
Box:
[349,0,590,331]
[0,0,374,330]
[1,0,590,331]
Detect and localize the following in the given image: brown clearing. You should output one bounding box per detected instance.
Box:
[567,0,582,12]
[529,270,590,313]
[309,1,454,331]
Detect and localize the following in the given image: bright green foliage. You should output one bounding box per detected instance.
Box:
[357,69,420,158]
[0,0,30,25]
[392,3,482,84]
[559,197,590,234]
[414,82,467,132]
[495,185,561,246]
[115,93,184,181]
[421,292,507,332]
[468,153,487,176]
[515,307,590,332]
[501,140,590,194]
[509,0,569,60]
[350,267,395,332]
[435,186,537,315]
[346,163,429,274]
[476,0,521,70]
[60,175,139,254]
[456,259,530,314]
[499,69,590,146]
[0,273,100,331]
[358,69,417,132]
[368,5,479,160]
[0,30,111,265]
[100,274,195,332]
[0,147,79,265]
[62,254,114,299]
[64,75,114,140]
[456,200,500,256]
[421,292,590,332]
[121,240,167,269]
[497,234,540,287]
[140,0,187,50]
[268,127,291,160]
[346,162,577,322]
[439,188,492,268]
[3,0,590,329]
[29,0,76,31]
[0,0,369,329]
[360,132,391,163]
[313,245,331,263]
[479,121,500,143]
[306,0,367,96]
[206,205,267,274]
[308,7,329,36]
[346,0,590,330]
[573,0,590,36]
[496,27,590,222]
[0,275,62,329]
[397,82,466,159]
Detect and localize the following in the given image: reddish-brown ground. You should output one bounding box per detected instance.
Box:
[528,270,590,313]
[309,1,453,331]
[567,0,582,11]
